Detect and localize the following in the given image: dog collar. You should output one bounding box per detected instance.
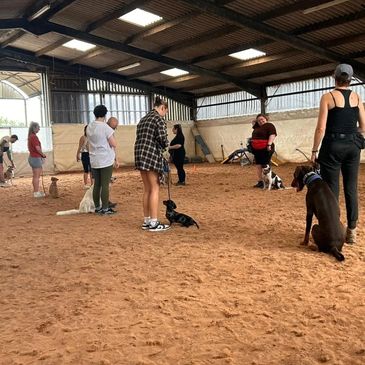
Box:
[303,171,322,186]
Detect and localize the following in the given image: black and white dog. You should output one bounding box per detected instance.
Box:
[261,164,285,190]
[163,199,199,228]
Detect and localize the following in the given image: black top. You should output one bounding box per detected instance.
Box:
[170,133,185,160]
[325,89,359,134]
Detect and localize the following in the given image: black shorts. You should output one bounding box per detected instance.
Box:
[81,152,91,173]
[252,148,274,165]
[0,155,3,164]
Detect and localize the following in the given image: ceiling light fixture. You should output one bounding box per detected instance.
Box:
[229,48,266,61]
[63,39,96,52]
[28,4,51,21]
[119,8,162,27]
[117,62,141,71]
[160,68,189,77]
[303,0,350,14]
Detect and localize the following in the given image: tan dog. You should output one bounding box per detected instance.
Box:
[4,166,15,185]
[49,177,59,198]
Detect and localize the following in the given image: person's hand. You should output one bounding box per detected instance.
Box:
[76,155,80,162]
[11,162,15,168]
[114,160,119,169]
[311,151,317,163]
[267,144,272,151]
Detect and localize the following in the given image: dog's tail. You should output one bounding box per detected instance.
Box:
[56,209,80,216]
[194,220,200,229]
[330,247,345,262]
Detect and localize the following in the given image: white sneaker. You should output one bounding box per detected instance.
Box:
[345,227,356,244]
[33,191,45,198]
[148,221,171,232]
[0,181,11,188]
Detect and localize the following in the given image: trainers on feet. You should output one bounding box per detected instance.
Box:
[148,221,171,232]
[253,181,264,188]
[99,207,117,215]
[33,191,45,198]
[345,227,356,244]
[142,222,150,230]
[175,181,186,186]
[95,207,102,213]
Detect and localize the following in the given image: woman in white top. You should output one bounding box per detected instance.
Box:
[76,125,93,189]
[87,105,117,215]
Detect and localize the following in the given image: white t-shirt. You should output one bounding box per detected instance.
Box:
[86,121,115,168]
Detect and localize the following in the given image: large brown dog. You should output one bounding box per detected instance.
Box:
[291,165,345,261]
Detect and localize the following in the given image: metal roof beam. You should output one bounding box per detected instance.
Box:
[178,0,353,62]
[85,0,151,33]
[21,19,262,96]
[35,36,69,56]
[0,46,196,107]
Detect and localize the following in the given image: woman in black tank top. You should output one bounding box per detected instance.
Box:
[311,64,365,244]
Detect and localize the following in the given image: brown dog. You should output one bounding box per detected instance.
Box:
[291,165,345,261]
[49,177,59,198]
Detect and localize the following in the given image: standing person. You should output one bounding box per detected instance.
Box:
[168,124,186,185]
[87,105,117,215]
[0,134,18,186]
[250,113,277,188]
[76,125,93,189]
[311,64,365,244]
[134,96,170,231]
[28,122,46,198]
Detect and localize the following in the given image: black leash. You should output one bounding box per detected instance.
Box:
[165,159,172,201]
[295,148,311,161]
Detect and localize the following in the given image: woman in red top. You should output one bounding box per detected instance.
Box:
[28,122,46,198]
[250,113,277,188]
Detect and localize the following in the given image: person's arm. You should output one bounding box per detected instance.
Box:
[108,135,117,148]
[267,134,276,151]
[168,144,182,150]
[6,149,15,167]
[156,118,168,150]
[311,94,329,162]
[35,145,46,158]
[358,94,365,133]
[76,136,84,161]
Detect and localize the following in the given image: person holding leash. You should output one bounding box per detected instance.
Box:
[134,96,170,231]
[28,122,46,198]
[311,64,365,244]
[0,134,18,187]
[250,113,277,188]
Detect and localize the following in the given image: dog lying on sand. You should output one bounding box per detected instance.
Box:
[163,199,199,228]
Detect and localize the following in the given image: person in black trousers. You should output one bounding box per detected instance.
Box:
[168,124,186,186]
[311,64,365,244]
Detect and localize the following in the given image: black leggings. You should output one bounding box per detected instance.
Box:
[173,157,185,183]
[319,140,360,229]
[92,165,113,209]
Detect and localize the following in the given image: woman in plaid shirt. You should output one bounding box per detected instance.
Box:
[135,97,170,231]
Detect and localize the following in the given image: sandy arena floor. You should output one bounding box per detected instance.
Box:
[1,163,365,365]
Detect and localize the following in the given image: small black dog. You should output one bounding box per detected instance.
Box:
[163,199,199,228]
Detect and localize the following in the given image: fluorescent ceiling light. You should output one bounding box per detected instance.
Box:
[303,0,350,14]
[119,8,162,27]
[160,68,189,77]
[63,39,96,52]
[28,4,51,21]
[229,48,266,60]
[117,62,141,71]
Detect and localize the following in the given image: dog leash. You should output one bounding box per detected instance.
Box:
[165,159,172,201]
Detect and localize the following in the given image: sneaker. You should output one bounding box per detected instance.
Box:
[98,207,117,215]
[175,181,186,186]
[33,191,45,198]
[0,181,11,188]
[95,207,102,214]
[142,222,150,230]
[148,221,171,232]
[253,181,264,188]
[345,227,356,244]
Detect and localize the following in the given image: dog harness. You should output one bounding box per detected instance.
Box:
[303,171,322,186]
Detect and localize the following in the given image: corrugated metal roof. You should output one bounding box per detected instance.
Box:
[0,0,364,100]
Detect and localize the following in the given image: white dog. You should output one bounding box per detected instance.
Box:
[261,164,285,190]
[56,185,95,215]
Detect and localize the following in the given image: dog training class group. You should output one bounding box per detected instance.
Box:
[1,64,365,261]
